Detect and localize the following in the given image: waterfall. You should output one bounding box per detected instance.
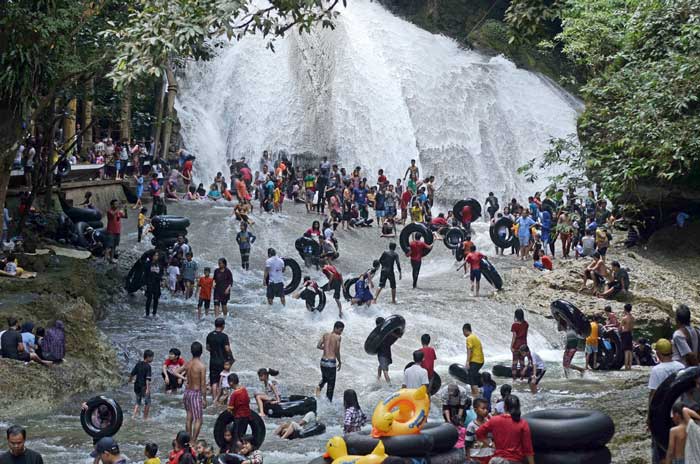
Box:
[176,0,581,203]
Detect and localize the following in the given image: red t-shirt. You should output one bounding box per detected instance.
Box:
[461,205,473,223]
[431,217,447,227]
[322,264,342,282]
[198,276,214,300]
[106,209,125,235]
[228,387,252,418]
[182,160,193,179]
[240,167,252,182]
[378,175,387,185]
[306,228,321,236]
[511,321,529,350]
[466,252,484,270]
[476,414,534,461]
[541,255,553,270]
[409,241,429,262]
[400,191,412,209]
[419,346,437,378]
[164,357,185,373]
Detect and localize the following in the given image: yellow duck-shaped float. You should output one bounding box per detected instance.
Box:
[323,436,388,464]
[371,385,430,437]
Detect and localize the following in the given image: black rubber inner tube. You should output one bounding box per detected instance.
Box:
[80,396,124,439]
[342,277,359,301]
[301,288,326,312]
[534,447,611,464]
[152,229,188,240]
[420,422,459,453]
[282,258,302,295]
[86,220,104,229]
[214,410,266,450]
[649,366,700,454]
[491,364,512,378]
[399,223,434,255]
[295,236,321,259]
[345,430,434,457]
[524,408,615,451]
[364,315,406,355]
[57,159,72,177]
[64,205,102,223]
[151,215,191,230]
[455,245,464,262]
[122,183,138,203]
[489,217,515,249]
[444,228,465,250]
[453,198,482,222]
[293,423,326,440]
[448,363,470,385]
[594,329,624,371]
[480,257,503,290]
[550,300,591,338]
[264,395,317,418]
[429,373,442,396]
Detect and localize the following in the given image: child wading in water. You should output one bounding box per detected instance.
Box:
[196,267,214,319]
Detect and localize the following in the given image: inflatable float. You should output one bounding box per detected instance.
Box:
[550,300,591,338]
[214,410,266,449]
[399,223,433,255]
[264,395,316,418]
[282,257,302,295]
[364,315,406,355]
[80,396,123,439]
[480,257,503,290]
[453,199,482,222]
[443,228,465,250]
[489,217,516,249]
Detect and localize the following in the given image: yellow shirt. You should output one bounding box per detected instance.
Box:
[586,322,599,347]
[138,212,146,227]
[466,334,484,364]
[410,205,424,223]
[145,458,161,464]
[273,188,281,203]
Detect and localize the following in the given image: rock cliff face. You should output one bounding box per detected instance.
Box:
[0,253,121,420]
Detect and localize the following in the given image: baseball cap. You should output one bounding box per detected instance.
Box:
[653,338,672,356]
[90,436,119,457]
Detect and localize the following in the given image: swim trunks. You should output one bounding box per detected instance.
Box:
[621,331,633,351]
[183,389,203,420]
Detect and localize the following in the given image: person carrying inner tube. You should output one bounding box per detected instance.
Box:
[144,251,164,317]
[374,242,402,304]
[406,233,432,289]
[294,276,322,311]
[485,192,499,219]
[321,264,344,318]
[263,248,286,307]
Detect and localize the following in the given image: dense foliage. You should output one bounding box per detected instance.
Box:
[512,0,700,207]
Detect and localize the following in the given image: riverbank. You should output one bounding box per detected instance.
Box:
[0,251,122,420]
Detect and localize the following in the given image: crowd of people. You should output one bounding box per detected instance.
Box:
[1,152,697,464]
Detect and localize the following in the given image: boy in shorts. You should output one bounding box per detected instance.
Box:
[181,252,198,299]
[129,349,154,419]
[162,348,185,393]
[196,267,214,319]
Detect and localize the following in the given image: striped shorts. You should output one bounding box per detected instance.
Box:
[183,389,203,420]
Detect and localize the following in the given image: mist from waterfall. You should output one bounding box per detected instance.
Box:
[176,0,581,203]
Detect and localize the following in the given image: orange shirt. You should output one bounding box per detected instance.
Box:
[198,276,214,300]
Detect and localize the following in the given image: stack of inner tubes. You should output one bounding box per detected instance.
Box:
[151,215,190,249]
[489,216,517,249]
[282,258,302,295]
[594,328,624,371]
[524,409,615,464]
[263,395,316,418]
[399,223,434,255]
[550,300,591,338]
[59,195,103,225]
[479,257,503,290]
[80,396,124,439]
[649,366,700,460]
[364,315,406,355]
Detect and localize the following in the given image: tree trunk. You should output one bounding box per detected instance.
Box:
[0,100,25,241]
[161,66,178,160]
[82,78,94,155]
[120,85,132,144]
[151,76,166,158]
[64,98,77,151]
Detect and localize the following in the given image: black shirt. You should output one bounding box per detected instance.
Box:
[377,338,392,363]
[0,329,22,359]
[0,448,45,464]
[379,250,401,273]
[206,330,230,368]
[130,360,152,391]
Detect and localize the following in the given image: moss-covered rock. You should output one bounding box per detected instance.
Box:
[0,254,122,420]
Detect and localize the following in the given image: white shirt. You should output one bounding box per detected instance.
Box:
[324,228,333,241]
[403,363,429,389]
[648,360,684,390]
[167,265,180,280]
[530,351,546,370]
[265,256,285,284]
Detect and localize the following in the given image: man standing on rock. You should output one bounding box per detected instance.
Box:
[182,341,207,442]
[0,426,44,464]
[621,304,635,370]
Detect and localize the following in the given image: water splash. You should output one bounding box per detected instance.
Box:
[176,0,580,203]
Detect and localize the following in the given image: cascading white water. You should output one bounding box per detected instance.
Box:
[176,0,580,201]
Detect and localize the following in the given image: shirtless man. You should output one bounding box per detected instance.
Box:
[579,251,607,293]
[621,304,635,370]
[181,342,207,441]
[403,159,419,181]
[316,321,344,402]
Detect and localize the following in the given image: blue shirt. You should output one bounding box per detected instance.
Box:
[21,332,35,353]
[182,260,198,281]
[353,187,368,206]
[529,202,539,218]
[541,210,551,230]
[517,216,536,240]
[236,231,256,250]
